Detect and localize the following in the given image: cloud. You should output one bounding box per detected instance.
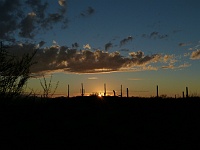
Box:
[72,42,79,49]
[87,7,95,15]
[150,32,159,39]
[83,44,91,50]
[162,63,191,69]
[189,41,200,51]
[105,42,112,51]
[142,32,168,40]
[35,40,46,49]
[120,36,133,47]
[0,0,22,40]
[6,42,182,74]
[25,0,48,20]
[178,42,192,47]
[52,40,57,45]
[177,63,191,68]
[184,53,190,57]
[19,12,36,38]
[58,0,66,7]
[129,51,161,65]
[179,43,187,47]
[0,0,68,41]
[80,6,95,17]
[161,64,175,69]
[162,54,177,64]
[150,32,168,39]
[88,77,98,80]
[190,49,200,60]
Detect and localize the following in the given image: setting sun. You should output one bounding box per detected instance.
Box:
[98,93,102,97]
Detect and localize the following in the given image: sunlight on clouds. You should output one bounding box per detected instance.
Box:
[83,44,91,50]
[178,63,191,68]
[88,77,98,80]
[6,41,189,75]
[28,12,36,17]
[162,64,175,69]
[162,63,191,70]
[58,0,66,7]
[190,49,200,60]
[142,65,158,71]
[163,54,175,63]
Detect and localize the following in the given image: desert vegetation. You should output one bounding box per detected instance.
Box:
[0,42,200,149]
[0,42,36,101]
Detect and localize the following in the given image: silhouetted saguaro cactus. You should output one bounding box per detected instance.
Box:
[67,84,69,98]
[81,83,85,96]
[156,85,159,98]
[113,90,116,96]
[104,83,106,96]
[127,88,129,98]
[186,87,189,98]
[121,85,122,97]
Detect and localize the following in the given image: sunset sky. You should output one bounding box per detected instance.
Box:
[1,0,200,97]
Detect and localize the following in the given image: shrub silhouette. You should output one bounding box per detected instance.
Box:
[0,42,36,99]
[39,74,59,98]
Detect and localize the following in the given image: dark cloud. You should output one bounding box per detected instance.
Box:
[150,32,159,39]
[105,42,112,51]
[179,43,187,47]
[38,41,46,48]
[159,34,168,39]
[142,32,168,39]
[72,42,79,49]
[129,51,161,65]
[25,0,48,20]
[80,6,95,17]
[120,36,133,47]
[178,42,191,47]
[19,12,36,38]
[0,0,22,40]
[0,0,68,41]
[7,42,174,74]
[7,42,37,58]
[150,32,168,39]
[26,0,67,28]
[41,13,66,30]
[87,6,95,15]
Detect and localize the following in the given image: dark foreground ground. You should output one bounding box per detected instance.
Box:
[1,96,200,149]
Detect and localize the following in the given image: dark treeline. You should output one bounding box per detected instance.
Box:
[1,96,200,149]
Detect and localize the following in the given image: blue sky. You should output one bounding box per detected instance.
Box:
[1,0,200,97]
